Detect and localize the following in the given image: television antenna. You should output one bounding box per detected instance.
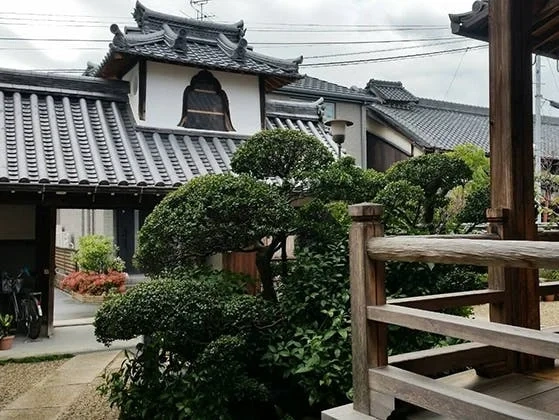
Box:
[190,0,214,20]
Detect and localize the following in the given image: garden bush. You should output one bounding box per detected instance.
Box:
[95,270,281,419]
[73,235,124,274]
[60,271,126,296]
[62,235,125,296]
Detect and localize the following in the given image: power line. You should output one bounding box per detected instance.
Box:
[21,44,488,72]
[0,11,446,29]
[300,45,487,68]
[444,47,469,99]
[0,11,131,20]
[248,27,448,33]
[0,37,111,42]
[252,37,459,46]
[0,36,459,46]
[304,39,471,60]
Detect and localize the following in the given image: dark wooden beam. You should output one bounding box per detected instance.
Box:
[259,75,266,130]
[138,60,147,121]
[0,191,162,210]
[488,0,543,372]
[35,206,55,336]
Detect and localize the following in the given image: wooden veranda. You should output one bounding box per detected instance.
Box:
[324,1,559,419]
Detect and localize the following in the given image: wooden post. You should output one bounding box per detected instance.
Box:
[35,206,56,337]
[348,203,392,418]
[488,1,543,372]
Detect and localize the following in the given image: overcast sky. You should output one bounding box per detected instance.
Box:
[2,0,559,116]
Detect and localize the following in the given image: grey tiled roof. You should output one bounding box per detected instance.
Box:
[265,97,339,156]
[369,98,559,158]
[0,69,245,189]
[280,76,374,102]
[135,128,243,187]
[366,79,418,105]
[0,69,336,191]
[95,2,302,84]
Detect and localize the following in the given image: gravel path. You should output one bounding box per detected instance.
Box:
[473,300,559,327]
[0,359,67,409]
[58,377,119,420]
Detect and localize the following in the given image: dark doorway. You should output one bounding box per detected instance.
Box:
[116,209,137,274]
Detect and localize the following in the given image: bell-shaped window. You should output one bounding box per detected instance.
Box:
[178,70,235,131]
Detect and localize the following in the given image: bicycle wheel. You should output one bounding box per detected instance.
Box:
[24,299,42,339]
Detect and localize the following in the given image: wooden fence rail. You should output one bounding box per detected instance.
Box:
[367,237,559,269]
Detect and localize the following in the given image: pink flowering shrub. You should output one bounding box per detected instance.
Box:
[61,271,126,296]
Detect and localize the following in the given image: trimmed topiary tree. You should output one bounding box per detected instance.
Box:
[136,173,295,300]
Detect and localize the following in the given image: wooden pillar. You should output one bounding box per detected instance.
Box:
[348,203,393,418]
[36,206,56,337]
[488,0,543,372]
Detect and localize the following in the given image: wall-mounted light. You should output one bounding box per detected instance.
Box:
[325,119,353,158]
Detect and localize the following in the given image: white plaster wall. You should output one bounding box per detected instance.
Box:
[0,205,35,240]
[57,209,114,249]
[122,64,139,122]
[144,62,262,134]
[367,119,424,157]
[336,102,364,167]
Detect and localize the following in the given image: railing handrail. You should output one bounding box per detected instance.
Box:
[367,237,559,269]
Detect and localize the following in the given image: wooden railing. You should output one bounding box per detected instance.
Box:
[348,203,559,419]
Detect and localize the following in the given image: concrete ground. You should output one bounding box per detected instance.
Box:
[0,350,125,419]
[0,324,140,360]
[53,288,99,326]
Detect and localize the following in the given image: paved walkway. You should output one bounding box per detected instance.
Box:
[53,288,99,325]
[0,350,124,419]
[0,324,139,360]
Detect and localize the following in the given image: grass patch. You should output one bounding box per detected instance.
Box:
[0,353,73,365]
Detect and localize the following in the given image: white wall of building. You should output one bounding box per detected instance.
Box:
[0,205,35,240]
[144,62,262,134]
[367,119,424,157]
[123,64,140,122]
[335,102,364,167]
[56,209,114,249]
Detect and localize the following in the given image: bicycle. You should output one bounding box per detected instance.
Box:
[1,269,42,340]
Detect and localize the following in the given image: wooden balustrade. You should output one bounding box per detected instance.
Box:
[346,203,559,419]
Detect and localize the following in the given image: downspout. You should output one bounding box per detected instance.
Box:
[361,104,367,168]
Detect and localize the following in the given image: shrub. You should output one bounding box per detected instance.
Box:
[263,241,352,414]
[73,235,124,274]
[60,271,126,296]
[95,271,280,419]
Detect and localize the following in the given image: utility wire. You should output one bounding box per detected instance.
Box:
[300,45,487,68]
[0,36,459,45]
[252,37,459,46]
[22,44,488,72]
[304,39,471,60]
[444,47,469,99]
[0,12,447,28]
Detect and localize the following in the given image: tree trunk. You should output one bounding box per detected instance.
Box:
[256,246,277,301]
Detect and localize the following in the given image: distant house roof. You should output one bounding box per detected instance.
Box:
[265,97,339,155]
[93,1,302,91]
[0,68,335,192]
[369,96,559,158]
[365,79,418,106]
[279,76,375,103]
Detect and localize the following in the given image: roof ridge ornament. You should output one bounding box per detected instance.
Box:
[174,29,188,52]
[110,24,128,48]
[232,38,248,61]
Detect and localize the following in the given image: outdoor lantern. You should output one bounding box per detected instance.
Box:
[325,119,354,158]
